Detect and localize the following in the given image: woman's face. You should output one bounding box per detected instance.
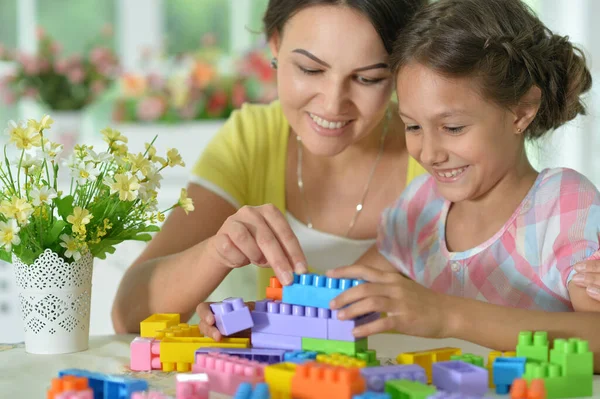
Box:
[270,5,394,156]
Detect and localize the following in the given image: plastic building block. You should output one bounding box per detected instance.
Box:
[361,364,427,392]
[160,336,250,372]
[48,375,93,399]
[384,379,437,399]
[449,353,484,367]
[397,348,462,383]
[356,350,381,367]
[283,350,318,364]
[192,352,266,395]
[175,373,209,399]
[431,361,488,396]
[328,311,380,341]
[516,331,549,363]
[492,357,526,394]
[130,337,161,371]
[291,361,366,399]
[155,323,201,339]
[265,362,297,399]
[58,369,148,399]
[252,332,302,350]
[522,362,593,399]
[317,353,367,368]
[510,378,546,399]
[210,298,254,336]
[266,277,283,301]
[251,300,329,339]
[195,347,288,365]
[354,393,391,399]
[549,338,593,377]
[302,337,368,356]
[131,393,172,399]
[234,383,271,399]
[282,273,363,309]
[426,392,492,399]
[486,351,515,388]
[140,314,180,338]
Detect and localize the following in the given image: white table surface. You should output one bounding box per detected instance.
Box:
[0,334,597,399]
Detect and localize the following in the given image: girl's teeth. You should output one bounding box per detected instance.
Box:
[310,113,348,130]
[437,167,466,178]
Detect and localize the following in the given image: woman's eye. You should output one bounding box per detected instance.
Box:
[445,126,465,134]
[298,66,322,75]
[356,76,385,85]
[405,125,421,132]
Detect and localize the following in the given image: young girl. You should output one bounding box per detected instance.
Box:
[327,0,600,370]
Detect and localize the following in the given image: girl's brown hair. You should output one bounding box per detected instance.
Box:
[390,0,592,138]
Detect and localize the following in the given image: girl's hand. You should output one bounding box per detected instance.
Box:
[207,204,309,285]
[572,259,600,301]
[196,301,255,341]
[327,264,454,339]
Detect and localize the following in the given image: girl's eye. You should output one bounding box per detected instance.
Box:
[356,76,385,85]
[405,125,421,132]
[445,126,465,134]
[298,66,322,75]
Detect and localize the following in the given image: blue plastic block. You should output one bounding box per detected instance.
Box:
[282,273,364,309]
[354,392,391,399]
[492,357,526,394]
[59,368,148,399]
[194,347,288,364]
[234,382,270,399]
[283,350,319,364]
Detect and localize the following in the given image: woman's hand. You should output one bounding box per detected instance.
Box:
[196,301,255,341]
[207,204,309,285]
[572,259,600,301]
[326,264,455,339]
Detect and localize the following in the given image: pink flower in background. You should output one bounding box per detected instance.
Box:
[91,80,106,95]
[24,87,39,98]
[50,41,62,54]
[54,59,69,74]
[36,27,46,40]
[147,73,165,91]
[67,68,85,84]
[232,82,247,108]
[137,96,166,121]
[2,91,16,105]
[90,47,111,65]
[18,54,39,75]
[201,33,217,47]
[178,102,198,120]
[37,58,51,73]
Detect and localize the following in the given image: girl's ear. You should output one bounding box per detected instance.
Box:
[268,30,281,60]
[512,85,542,134]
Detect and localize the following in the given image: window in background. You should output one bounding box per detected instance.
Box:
[0,0,17,50]
[37,0,116,54]
[249,0,269,45]
[165,0,231,56]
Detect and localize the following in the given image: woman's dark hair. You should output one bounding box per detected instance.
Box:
[263,0,426,54]
[390,0,592,139]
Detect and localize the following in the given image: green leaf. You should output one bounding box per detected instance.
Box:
[131,233,152,241]
[43,220,67,247]
[141,225,161,233]
[0,249,11,263]
[54,195,74,220]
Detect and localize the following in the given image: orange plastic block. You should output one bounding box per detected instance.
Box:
[160,336,250,372]
[47,375,93,399]
[487,350,516,388]
[510,378,546,399]
[265,362,297,399]
[140,314,181,338]
[291,362,366,399]
[266,277,283,301]
[397,347,461,383]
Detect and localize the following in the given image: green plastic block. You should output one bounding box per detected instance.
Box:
[301,337,368,356]
[523,362,593,399]
[357,349,380,367]
[550,338,593,377]
[385,379,437,399]
[450,353,484,367]
[516,331,549,363]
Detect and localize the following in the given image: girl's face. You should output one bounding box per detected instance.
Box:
[396,63,527,203]
[270,5,394,156]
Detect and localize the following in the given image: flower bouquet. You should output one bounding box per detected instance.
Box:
[0,115,194,354]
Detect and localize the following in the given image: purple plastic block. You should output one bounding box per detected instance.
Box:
[194,347,288,364]
[360,364,427,392]
[251,300,329,339]
[432,361,488,396]
[328,311,380,341]
[210,297,254,336]
[427,392,493,399]
[251,332,302,350]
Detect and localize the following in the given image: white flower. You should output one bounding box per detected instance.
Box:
[71,162,100,185]
[85,148,112,164]
[137,183,157,202]
[4,120,20,137]
[144,166,162,190]
[41,141,64,162]
[30,186,58,206]
[14,152,43,170]
[0,219,20,251]
[59,234,81,261]
[63,154,80,171]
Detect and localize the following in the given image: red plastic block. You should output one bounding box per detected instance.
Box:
[48,375,93,399]
[210,298,255,336]
[130,337,161,371]
[176,373,209,399]
[192,352,266,395]
[291,361,366,399]
[266,277,283,301]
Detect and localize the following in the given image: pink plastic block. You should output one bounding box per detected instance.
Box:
[210,297,255,336]
[55,391,93,399]
[328,311,380,341]
[176,373,209,399]
[251,332,302,350]
[131,392,173,399]
[130,337,161,371]
[251,300,329,339]
[192,352,266,395]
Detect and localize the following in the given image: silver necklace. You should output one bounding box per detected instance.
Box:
[296,110,390,237]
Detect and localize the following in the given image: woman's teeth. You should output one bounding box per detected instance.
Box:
[436,166,467,178]
[309,113,350,129]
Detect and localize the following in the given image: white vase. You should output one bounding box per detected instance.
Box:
[12,249,94,354]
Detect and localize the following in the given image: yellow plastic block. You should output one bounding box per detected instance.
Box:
[159,336,250,372]
[140,314,180,338]
[316,353,367,368]
[396,347,461,383]
[487,350,515,388]
[265,362,297,399]
[155,323,201,339]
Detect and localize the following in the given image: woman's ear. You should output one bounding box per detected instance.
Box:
[512,85,542,134]
[268,30,281,60]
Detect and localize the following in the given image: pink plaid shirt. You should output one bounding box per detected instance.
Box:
[378,168,600,311]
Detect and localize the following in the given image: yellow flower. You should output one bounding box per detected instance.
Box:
[144,143,157,158]
[111,142,129,156]
[0,219,21,251]
[9,125,41,149]
[101,127,128,144]
[152,156,168,168]
[157,212,165,222]
[166,148,185,167]
[109,173,140,201]
[129,153,153,176]
[27,115,54,132]
[178,188,194,214]
[67,207,93,230]
[0,197,34,224]
[59,234,82,261]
